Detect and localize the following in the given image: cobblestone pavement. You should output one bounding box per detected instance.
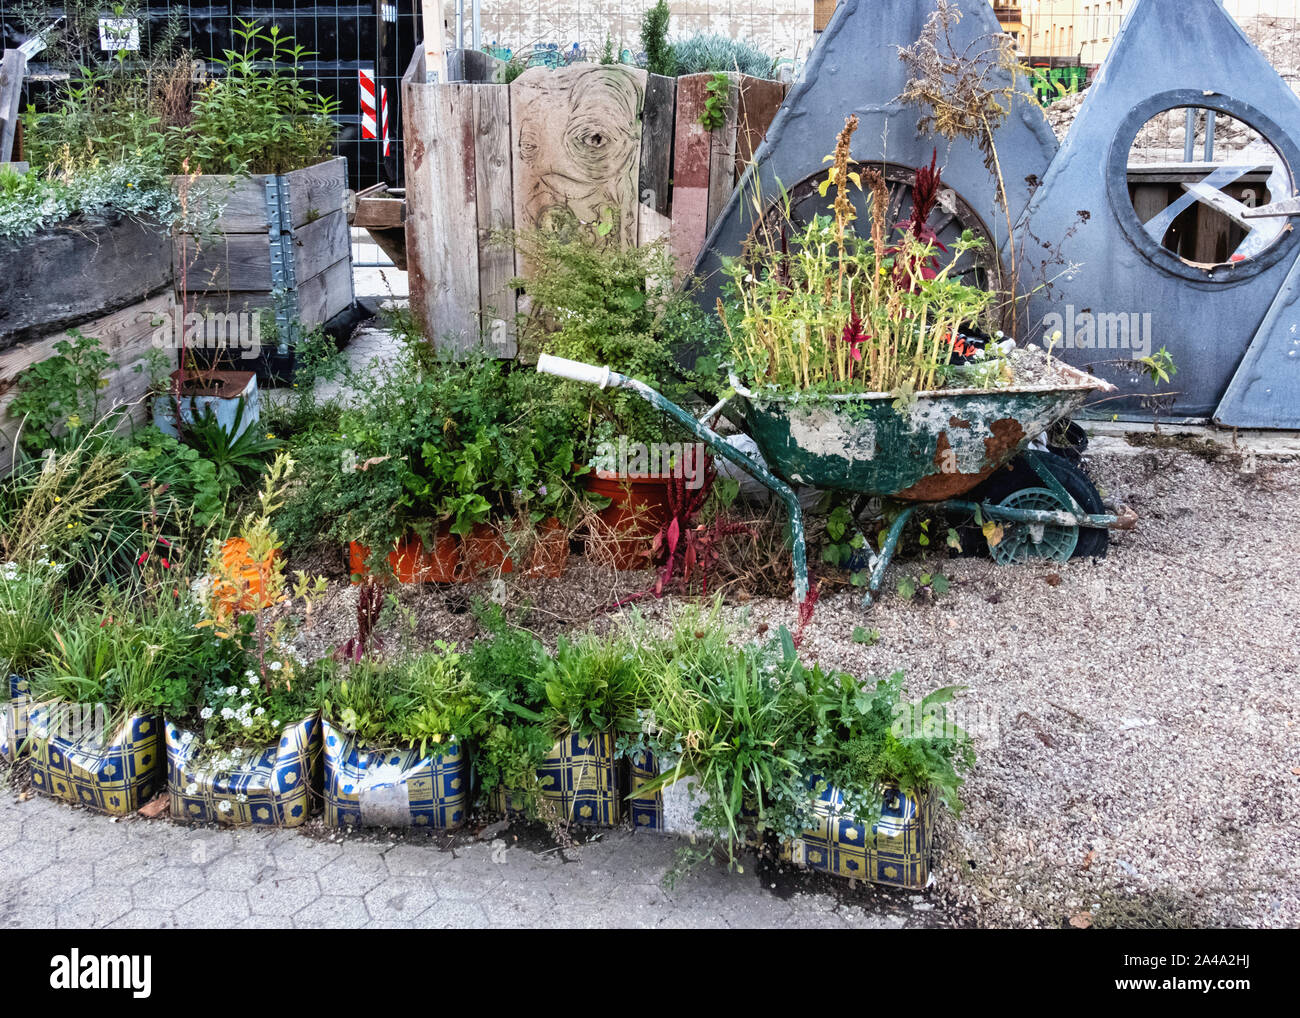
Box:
[0,790,932,929]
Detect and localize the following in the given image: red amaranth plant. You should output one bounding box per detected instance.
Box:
[336,577,384,663]
[610,449,754,607]
[892,149,949,291]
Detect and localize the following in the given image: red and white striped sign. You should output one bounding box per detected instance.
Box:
[359,68,389,155]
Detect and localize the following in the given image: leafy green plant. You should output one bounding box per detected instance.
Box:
[719,117,996,396]
[542,635,640,736]
[640,1,676,77]
[30,589,206,729]
[699,72,731,131]
[8,330,117,452]
[0,561,71,677]
[321,643,488,757]
[180,398,282,492]
[183,19,339,175]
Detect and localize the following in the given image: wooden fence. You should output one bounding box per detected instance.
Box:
[402,56,787,356]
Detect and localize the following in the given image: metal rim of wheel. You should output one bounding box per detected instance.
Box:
[988,487,1080,566]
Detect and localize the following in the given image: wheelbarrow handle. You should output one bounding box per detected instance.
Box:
[537,354,612,389]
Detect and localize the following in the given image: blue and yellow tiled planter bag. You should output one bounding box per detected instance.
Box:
[28,702,163,816]
[321,718,470,829]
[1,673,30,761]
[780,782,935,889]
[165,715,322,827]
[492,731,622,826]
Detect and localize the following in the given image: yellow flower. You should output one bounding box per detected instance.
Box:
[265,433,275,440]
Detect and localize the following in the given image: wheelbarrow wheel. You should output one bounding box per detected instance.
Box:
[958,450,1109,560]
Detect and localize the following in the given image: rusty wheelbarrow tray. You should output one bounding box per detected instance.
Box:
[537,355,1137,608]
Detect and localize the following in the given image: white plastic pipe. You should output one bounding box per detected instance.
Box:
[536,354,612,389]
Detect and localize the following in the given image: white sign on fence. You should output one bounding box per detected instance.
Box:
[98,17,140,52]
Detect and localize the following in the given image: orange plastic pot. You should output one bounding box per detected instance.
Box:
[216,538,279,612]
[462,523,514,577]
[583,471,673,571]
[349,529,460,584]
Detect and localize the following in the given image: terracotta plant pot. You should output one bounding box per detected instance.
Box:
[526,517,570,578]
[349,528,460,584]
[462,523,513,577]
[583,471,674,570]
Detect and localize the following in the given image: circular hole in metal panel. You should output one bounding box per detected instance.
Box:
[1108,90,1300,284]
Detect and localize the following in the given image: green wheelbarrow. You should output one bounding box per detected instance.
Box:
[537,354,1137,607]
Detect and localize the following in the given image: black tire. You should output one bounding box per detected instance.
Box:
[955,449,1109,560]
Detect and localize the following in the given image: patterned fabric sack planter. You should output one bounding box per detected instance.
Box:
[321,718,469,829]
[28,703,162,816]
[492,731,622,826]
[165,715,322,827]
[0,674,30,761]
[780,782,935,889]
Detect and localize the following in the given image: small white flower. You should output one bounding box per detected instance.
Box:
[254,707,265,716]
[239,688,250,698]
[220,707,234,720]
[224,686,238,696]
[241,717,253,728]
[199,707,214,720]
[269,661,283,672]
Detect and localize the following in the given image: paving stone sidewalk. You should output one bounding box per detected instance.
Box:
[0,790,930,929]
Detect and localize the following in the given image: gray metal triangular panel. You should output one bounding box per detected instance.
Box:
[692,0,1058,311]
[1019,0,1300,424]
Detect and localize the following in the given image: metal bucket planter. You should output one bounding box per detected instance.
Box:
[165,715,321,827]
[0,674,29,762]
[780,782,935,890]
[321,718,469,829]
[152,369,259,441]
[492,731,622,826]
[28,703,163,816]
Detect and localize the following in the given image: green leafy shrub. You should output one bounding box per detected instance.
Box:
[320,643,488,756]
[183,19,339,175]
[640,1,676,77]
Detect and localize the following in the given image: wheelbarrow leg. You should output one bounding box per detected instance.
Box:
[864,506,915,606]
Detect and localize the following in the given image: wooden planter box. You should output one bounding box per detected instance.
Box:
[0,214,172,351]
[174,156,354,372]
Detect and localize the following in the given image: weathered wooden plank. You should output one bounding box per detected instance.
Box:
[0,291,177,471]
[511,63,647,266]
[403,80,481,352]
[421,5,449,83]
[353,195,406,229]
[174,157,347,236]
[639,73,676,218]
[177,232,273,294]
[670,74,713,277]
[0,216,172,350]
[292,208,351,285]
[706,74,741,231]
[178,206,349,298]
[186,257,353,332]
[734,75,786,183]
[0,49,26,164]
[474,85,517,358]
[284,156,349,229]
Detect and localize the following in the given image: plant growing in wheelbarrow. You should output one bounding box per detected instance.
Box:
[536,114,1135,611]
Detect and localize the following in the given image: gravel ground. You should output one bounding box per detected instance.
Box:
[284,435,1299,929]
